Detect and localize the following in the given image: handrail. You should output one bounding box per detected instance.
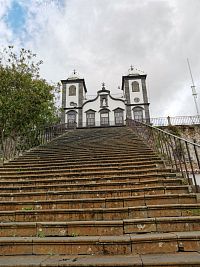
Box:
[150,115,200,126]
[126,118,200,192]
[0,122,76,164]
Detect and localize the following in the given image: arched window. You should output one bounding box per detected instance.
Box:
[133,107,143,122]
[69,85,76,96]
[86,110,95,127]
[132,81,140,92]
[114,108,124,125]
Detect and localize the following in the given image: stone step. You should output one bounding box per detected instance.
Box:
[0,178,183,193]
[0,168,174,180]
[11,154,160,164]
[26,146,153,153]
[0,193,196,211]
[0,252,200,266]
[0,216,200,237]
[0,177,182,188]
[0,232,199,256]
[0,185,190,201]
[4,156,162,168]
[0,163,161,175]
[0,159,164,171]
[0,204,199,222]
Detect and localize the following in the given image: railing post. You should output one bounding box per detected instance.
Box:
[185,141,198,192]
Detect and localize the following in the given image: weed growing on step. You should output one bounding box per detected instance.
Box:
[185,209,200,216]
[70,232,79,237]
[182,178,189,185]
[37,228,45,238]
[22,206,33,211]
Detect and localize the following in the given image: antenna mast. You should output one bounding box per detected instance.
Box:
[187,58,199,116]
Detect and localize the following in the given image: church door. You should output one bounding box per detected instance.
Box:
[67,111,77,128]
[114,109,124,125]
[100,111,109,126]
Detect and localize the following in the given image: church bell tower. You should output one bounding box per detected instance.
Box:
[61,70,87,127]
[122,66,150,123]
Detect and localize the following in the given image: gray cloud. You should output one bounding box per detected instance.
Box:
[1,0,200,117]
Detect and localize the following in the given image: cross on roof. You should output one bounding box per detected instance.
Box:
[73,69,76,75]
[102,82,106,90]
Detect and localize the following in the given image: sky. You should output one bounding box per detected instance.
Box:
[1,0,200,118]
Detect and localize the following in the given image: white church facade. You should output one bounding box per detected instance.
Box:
[61,67,150,127]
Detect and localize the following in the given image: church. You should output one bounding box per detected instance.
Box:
[61,67,150,127]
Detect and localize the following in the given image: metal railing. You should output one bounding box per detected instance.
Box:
[127,119,200,192]
[149,115,200,126]
[0,123,74,163]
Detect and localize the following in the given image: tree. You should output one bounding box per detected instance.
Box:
[0,46,59,160]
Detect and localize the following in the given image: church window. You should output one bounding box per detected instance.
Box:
[132,81,140,92]
[100,110,109,126]
[69,85,76,96]
[133,107,143,122]
[114,109,124,125]
[86,111,95,127]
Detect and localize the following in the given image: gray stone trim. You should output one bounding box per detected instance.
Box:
[61,83,66,123]
[126,103,150,107]
[78,109,83,127]
[141,78,150,122]
[78,83,84,127]
[124,79,131,119]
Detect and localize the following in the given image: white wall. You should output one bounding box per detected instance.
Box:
[128,79,144,105]
[66,83,79,108]
[82,92,126,126]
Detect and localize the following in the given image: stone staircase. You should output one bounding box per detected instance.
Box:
[0,126,200,266]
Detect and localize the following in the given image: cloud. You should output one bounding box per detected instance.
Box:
[1,0,200,117]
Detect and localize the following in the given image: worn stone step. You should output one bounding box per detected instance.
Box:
[0,232,199,256]
[0,168,175,181]
[1,216,200,237]
[0,193,196,211]
[11,154,160,164]
[25,146,153,154]
[0,163,162,175]
[0,159,165,171]
[0,165,168,177]
[0,178,184,193]
[6,156,162,167]
[0,252,200,266]
[0,177,183,188]
[0,204,200,222]
[0,185,190,201]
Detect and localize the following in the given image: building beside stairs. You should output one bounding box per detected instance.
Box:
[61,67,150,127]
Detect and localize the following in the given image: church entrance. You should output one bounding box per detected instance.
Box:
[67,111,77,127]
[100,110,109,126]
[114,108,124,125]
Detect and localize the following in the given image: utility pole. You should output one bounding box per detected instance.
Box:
[187,58,200,116]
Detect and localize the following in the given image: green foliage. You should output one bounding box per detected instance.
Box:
[167,125,181,137]
[37,228,46,238]
[0,46,59,159]
[22,206,33,211]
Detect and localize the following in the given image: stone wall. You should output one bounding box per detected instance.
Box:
[160,125,200,144]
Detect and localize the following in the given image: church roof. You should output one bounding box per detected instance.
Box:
[67,70,82,80]
[127,66,146,76]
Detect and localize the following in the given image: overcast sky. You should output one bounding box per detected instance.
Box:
[1,0,200,117]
